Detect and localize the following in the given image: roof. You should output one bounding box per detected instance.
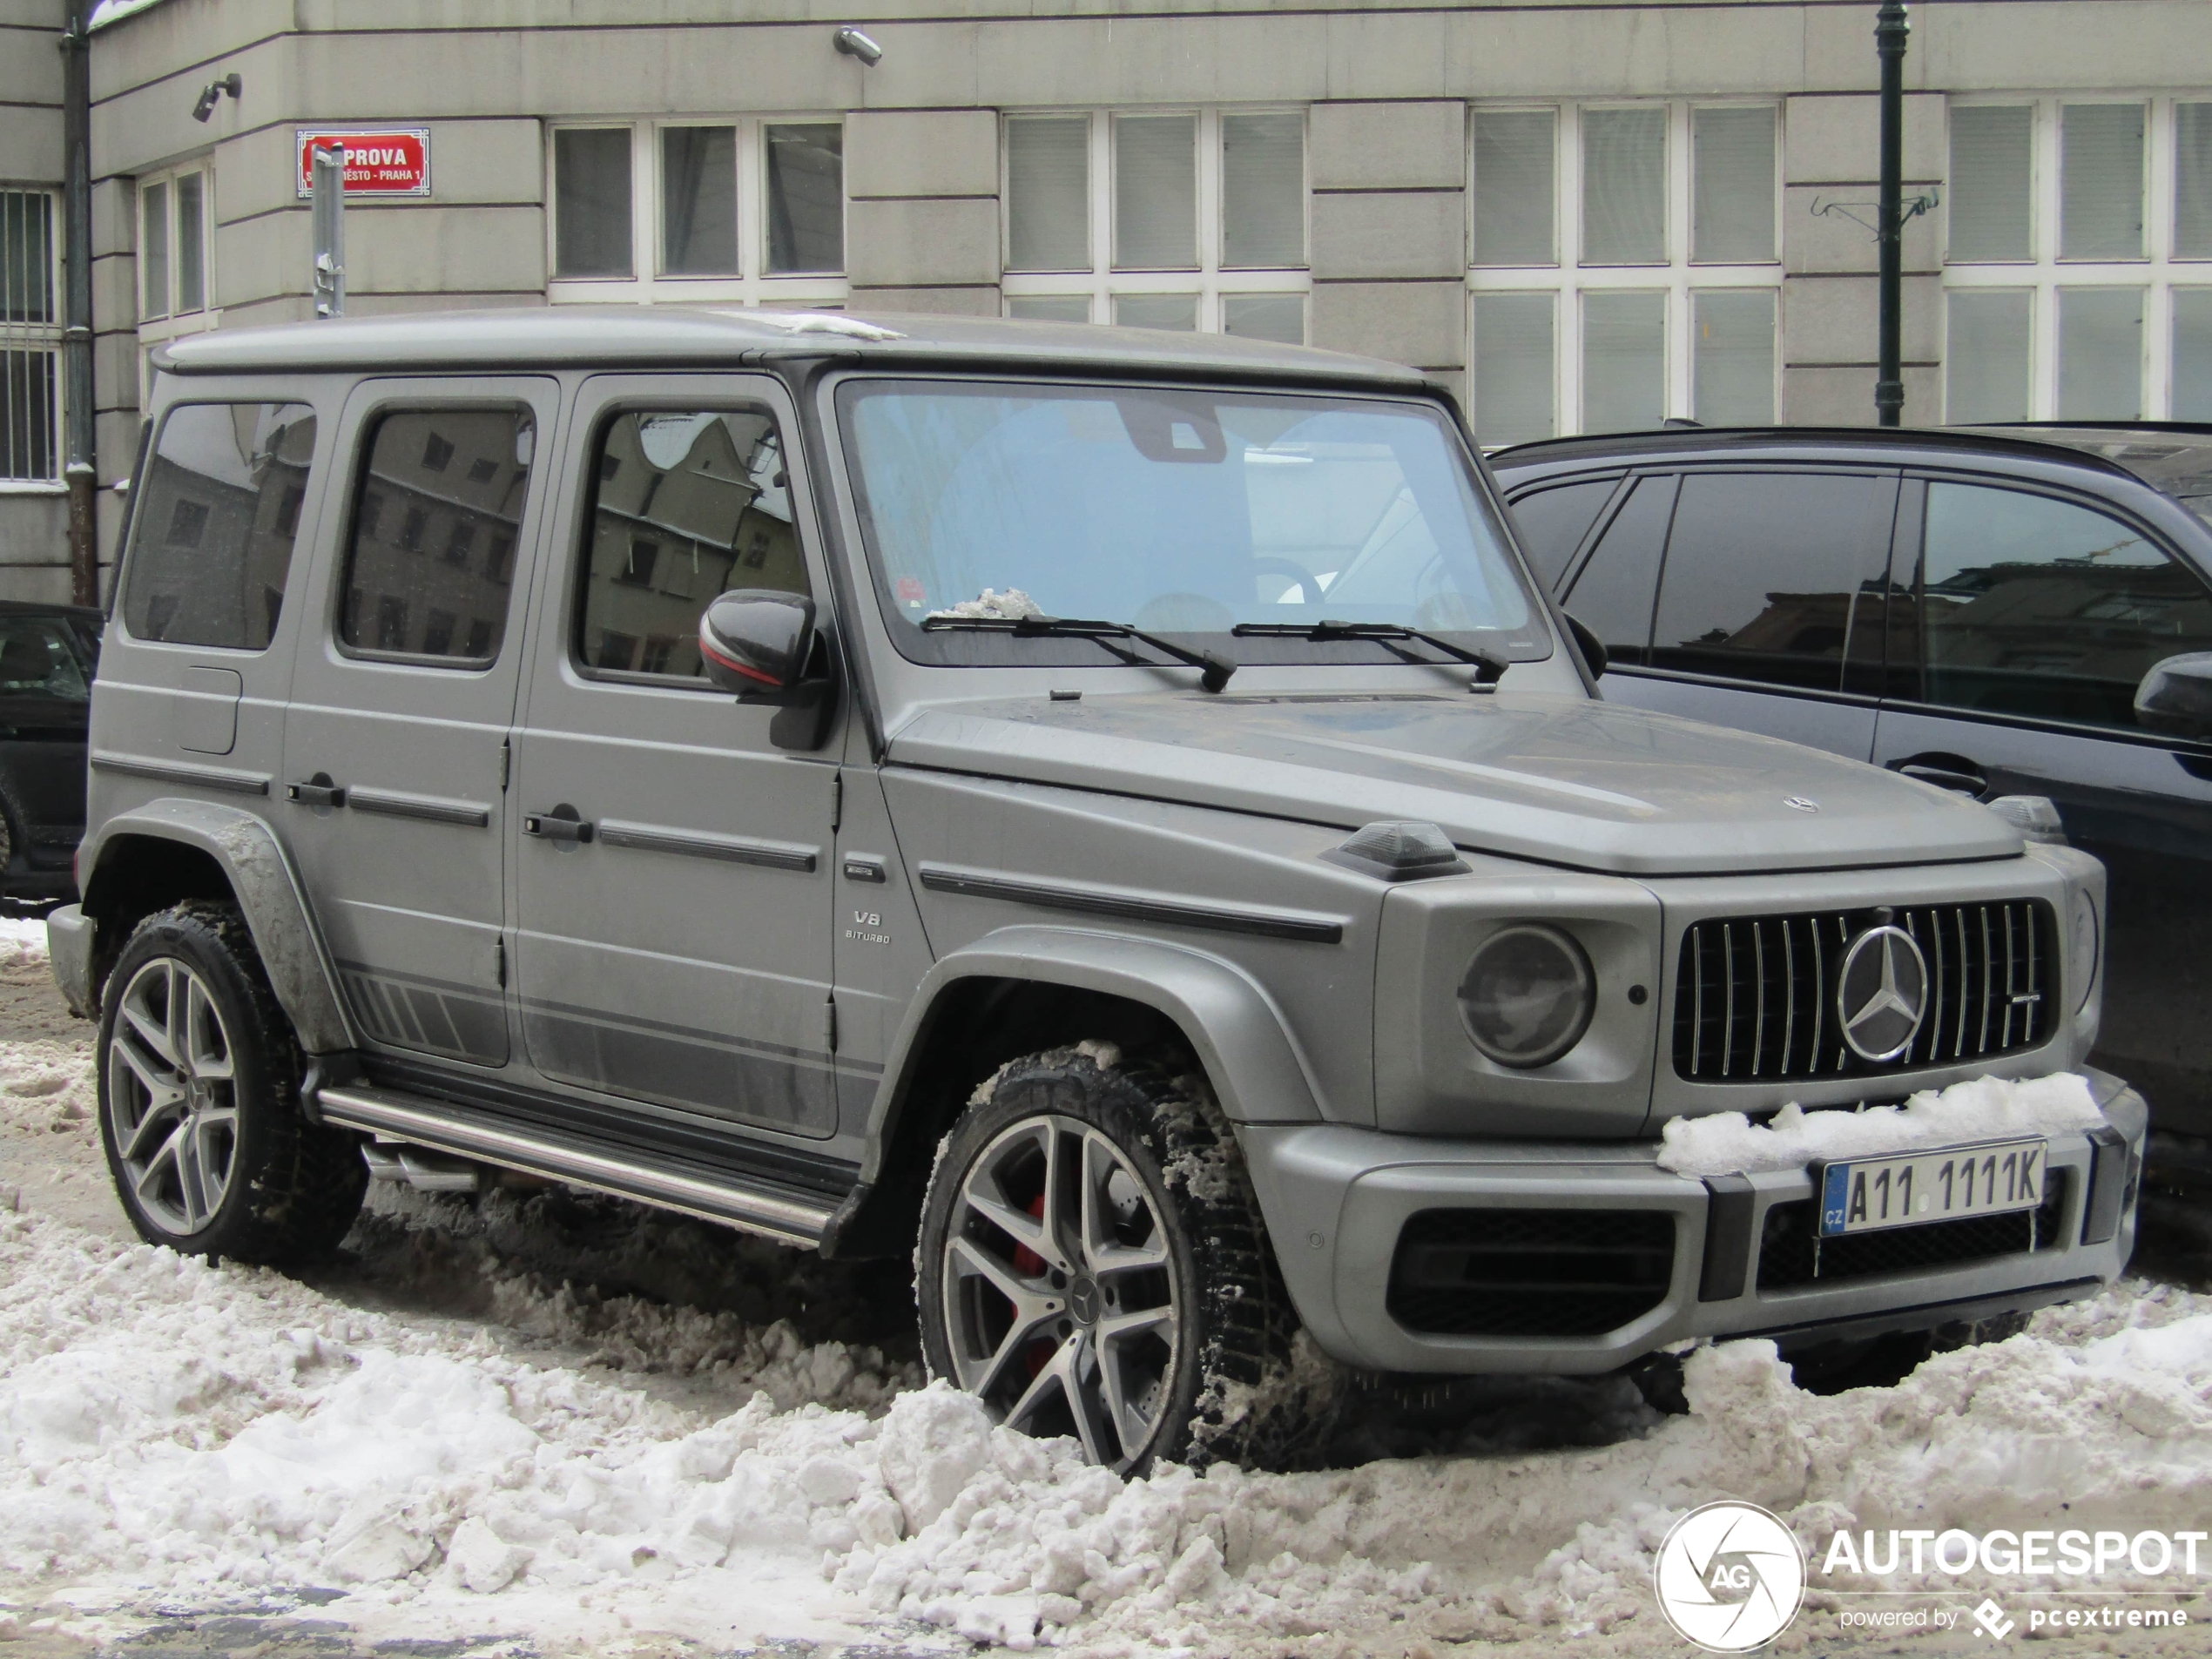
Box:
[157,306,1430,390]
[1954,423,2212,510]
[1487,423,2146,483]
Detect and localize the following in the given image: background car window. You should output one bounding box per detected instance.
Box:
[1509,476,1619,589]
[1915,481,2212,730]
[338,408,533,665]
[122,402,315,650]
[577,408,806,679]
[1559,474,1674,666]
[0,617,89,702]
[1649,472,1895,692]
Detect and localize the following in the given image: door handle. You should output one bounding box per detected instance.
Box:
[285,772,347,808]
[523,805,594,844]
[1890,755,1988,799]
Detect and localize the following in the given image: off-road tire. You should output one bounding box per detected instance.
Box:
[96,900,367,1264]
[916,1046,1324,1474]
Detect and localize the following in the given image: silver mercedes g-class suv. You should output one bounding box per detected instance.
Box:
[55,308,2141,1471]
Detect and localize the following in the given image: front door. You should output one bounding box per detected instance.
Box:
[280,378,557,1069]
[1872,475,2212,1131]
[508,376,842,1140]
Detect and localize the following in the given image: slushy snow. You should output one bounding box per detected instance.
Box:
[1656,1071,2107,1178]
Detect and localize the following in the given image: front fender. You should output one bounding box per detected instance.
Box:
[860,923,1328,1184]
[78,799,356,1053]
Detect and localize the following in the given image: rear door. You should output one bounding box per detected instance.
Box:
[1873,474,2212,1130]
[280,379,556,1071]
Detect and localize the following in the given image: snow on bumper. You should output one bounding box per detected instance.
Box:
[1239,1069,2147,1375]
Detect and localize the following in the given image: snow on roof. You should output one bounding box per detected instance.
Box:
[86,0,176,30]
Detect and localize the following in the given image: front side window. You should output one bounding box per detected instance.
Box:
[1911,481,2212,730]
[550,118,846,306]
[0,617,91,702]
[1649,472,1896,691]
[839,380,1546,670]
[338,408,534,665]
[577,408,804,680]
[1001,109,1309,342]
[1559,474,1674,666]
[1469,100,1780,445]
[124,402,317,650]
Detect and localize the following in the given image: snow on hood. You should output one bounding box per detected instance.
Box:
[6,1196,2211,1655]
[1656,1072,2106,1178]
[888,690,2023,878]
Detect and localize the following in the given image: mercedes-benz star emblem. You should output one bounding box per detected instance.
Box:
[1836,924,1929,1062]
[1784,796,1820,813]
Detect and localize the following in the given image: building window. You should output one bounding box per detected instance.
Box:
[138,165,212,325]
[1467,101,1782,446]
[1944,97,2212,421]
[548,118,846,307]
[1001,109,1310,343]
[1,188,62,487]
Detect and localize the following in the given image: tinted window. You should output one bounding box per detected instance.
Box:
[339,408,534,665]
[578,408,805,680]
[0,616,89,702]
[1561,475,1673,665]
[1912,481,2212,730]
[1649,471,1895,691]
[1509,477,1619,590]
[124,402,316,650]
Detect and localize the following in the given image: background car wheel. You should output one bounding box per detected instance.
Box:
[916,1046,1322,1474]
[97,900,367,1264]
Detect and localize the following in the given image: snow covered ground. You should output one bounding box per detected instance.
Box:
[4,925,2212,1656]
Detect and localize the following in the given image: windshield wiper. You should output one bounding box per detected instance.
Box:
[922,613,1237,693]
[1231,620,1506,688]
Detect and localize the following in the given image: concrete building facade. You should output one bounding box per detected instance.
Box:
[0,0,2208,599]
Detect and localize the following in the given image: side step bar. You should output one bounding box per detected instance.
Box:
[314,1084,836,1248]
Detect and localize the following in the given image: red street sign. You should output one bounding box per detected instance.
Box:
[295,128,432,198]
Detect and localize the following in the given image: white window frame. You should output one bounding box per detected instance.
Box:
[545,116,848,307]
[135,159,218,352]
[1,184,64,491]
[999,107,1312,337]
[1467,99,1784,437]
[1941,94,2209,420]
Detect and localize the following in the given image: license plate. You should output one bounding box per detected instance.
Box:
[1817,1139,2047,1237]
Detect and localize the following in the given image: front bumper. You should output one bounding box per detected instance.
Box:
[1240,1068,2146,1374]
[45,902,95,1019]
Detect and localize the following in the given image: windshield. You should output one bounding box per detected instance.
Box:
[837,380,1550,668]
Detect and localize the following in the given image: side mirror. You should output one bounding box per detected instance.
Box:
[2135,652,2212,740]
[1563,611,1608,678]
[701,590,816,697]
[698,590,837,751]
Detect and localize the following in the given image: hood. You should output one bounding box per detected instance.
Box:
[886,691,2022,877]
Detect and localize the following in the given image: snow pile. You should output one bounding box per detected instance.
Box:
[0,915,50,969]
[928,587,1044,622]
[0,1035,93,1140]
[7,1196,2212,1656]
[1657,1071,2106,1178]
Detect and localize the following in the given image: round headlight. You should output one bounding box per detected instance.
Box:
[1457,924,1595,1069]
[2070,887,2100,1012]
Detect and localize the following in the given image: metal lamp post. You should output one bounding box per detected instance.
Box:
[1875,0,1908,426]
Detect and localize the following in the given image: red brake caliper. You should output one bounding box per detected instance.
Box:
[1011,1191,1055,1379]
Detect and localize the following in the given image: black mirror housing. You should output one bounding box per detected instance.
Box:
[701,590,817,698]
[2136,651,2212,740]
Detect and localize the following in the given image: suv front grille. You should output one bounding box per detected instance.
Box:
[1386,1209,1675,1337]
[1757,1173,2067,1289]
[1673,900,2055,1084]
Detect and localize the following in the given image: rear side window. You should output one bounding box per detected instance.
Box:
[1508,477,1619,590]
[123,401,316,650]
[1561,475,1674,666]
[1649,471,1897,692]
[576,407,806,681]
[1914,481,2212,731]
[339,408,534,665]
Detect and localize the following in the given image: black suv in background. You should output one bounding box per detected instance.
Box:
[1492,425,2212,1147]
[0,600,99,904]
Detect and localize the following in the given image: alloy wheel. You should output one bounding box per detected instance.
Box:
[106,955,239,1237]
[941,1113,1180,1471]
